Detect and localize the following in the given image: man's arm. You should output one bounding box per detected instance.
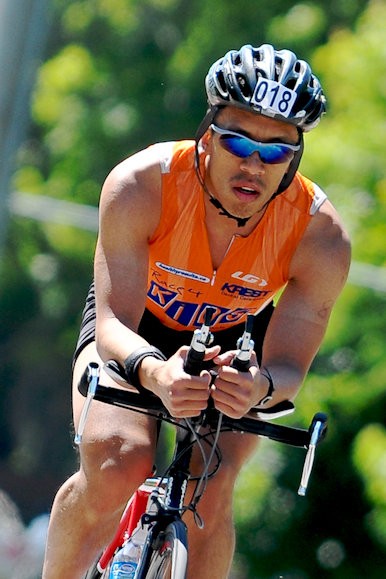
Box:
[92,146,216,417]
[262,199,351,397]
[94,148,163,363]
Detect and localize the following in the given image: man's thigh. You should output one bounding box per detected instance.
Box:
[72,342,158,461]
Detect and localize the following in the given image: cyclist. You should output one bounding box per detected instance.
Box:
[43,43,351,578]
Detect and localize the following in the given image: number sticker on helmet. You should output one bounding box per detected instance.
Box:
[251,79,297,118]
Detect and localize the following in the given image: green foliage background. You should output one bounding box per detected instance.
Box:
[1,0,385,577]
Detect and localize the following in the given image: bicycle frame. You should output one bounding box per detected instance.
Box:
[95,484,152,573]
[135,426,196,578]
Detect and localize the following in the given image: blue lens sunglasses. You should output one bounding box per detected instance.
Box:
[211,124,300,165]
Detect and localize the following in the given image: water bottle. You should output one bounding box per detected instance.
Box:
[109,538,142,578]
[108,478,164,578]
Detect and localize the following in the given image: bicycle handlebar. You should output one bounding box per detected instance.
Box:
[75,310,328,495]
[77,363,324,446]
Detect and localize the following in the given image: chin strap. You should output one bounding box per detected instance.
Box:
[208,195,251,227]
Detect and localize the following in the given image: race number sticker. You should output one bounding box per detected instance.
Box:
[251,78,297,118]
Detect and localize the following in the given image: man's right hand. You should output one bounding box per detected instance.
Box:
[138,345,220,417]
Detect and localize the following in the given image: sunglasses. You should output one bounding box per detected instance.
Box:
[211,124,300,165]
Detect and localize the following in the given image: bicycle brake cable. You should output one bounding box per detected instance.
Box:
[184,411,224,527]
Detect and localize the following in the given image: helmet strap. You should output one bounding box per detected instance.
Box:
[273,131,304,197]
[208,195,251,227]
[195,106,220,141]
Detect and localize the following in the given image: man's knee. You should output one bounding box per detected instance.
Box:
[77,432,156,519]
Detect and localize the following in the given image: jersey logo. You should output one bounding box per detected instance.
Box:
[155,262,210,283]
[147,280,253,327]
[222,283,270,299]
[231,271,268,286]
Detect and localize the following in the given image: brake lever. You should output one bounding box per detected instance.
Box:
[184,307,215,376]
[298,412,328,496]
[231,314,255,371]
[74,362,100,445]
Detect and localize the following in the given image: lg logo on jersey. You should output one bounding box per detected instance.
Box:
[231,271,268,287]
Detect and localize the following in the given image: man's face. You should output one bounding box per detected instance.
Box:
[204,107,300,221]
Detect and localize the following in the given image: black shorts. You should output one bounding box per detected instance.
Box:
[74,281,274,365]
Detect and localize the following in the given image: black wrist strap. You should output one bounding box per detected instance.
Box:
[124,346,166,392]
[256,366,275,406]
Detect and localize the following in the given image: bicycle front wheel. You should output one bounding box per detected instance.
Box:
[144,520,188,579]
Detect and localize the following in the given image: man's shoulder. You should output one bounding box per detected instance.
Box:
[279,172,327,217]
[154,140,196,174]
[287,197,351,299]
[301,198,351,264]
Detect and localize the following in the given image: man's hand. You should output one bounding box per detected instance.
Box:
[210,351,271,419]
[139,345,220,418]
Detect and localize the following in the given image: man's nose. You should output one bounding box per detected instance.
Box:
[239,152,266,174]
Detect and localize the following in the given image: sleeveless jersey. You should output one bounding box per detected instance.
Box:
[145,140,326,332]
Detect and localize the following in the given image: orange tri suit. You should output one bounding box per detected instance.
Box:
[74,139,327,363]
[145,140,327,333]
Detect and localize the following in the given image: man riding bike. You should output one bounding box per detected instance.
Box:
[43,43,351,578]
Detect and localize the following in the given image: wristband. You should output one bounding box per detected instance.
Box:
[256,366,275,406]
[124,346,166,392]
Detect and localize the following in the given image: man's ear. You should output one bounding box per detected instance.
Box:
[200,129,212,150]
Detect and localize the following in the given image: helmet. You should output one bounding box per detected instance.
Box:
[205,44,326,132]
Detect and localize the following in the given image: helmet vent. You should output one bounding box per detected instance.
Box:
[237,74,251,97]
[286,78,297,90]
[294,60,302,73]
[218,71,227,94]
[275,58,283,78]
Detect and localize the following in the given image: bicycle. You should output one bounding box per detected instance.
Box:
[76,308,328,578]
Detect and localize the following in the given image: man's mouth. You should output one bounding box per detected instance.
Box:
[237,186,257,194]
[233,184,261,200]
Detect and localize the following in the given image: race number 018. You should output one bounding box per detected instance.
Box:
[251,78,296,117]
